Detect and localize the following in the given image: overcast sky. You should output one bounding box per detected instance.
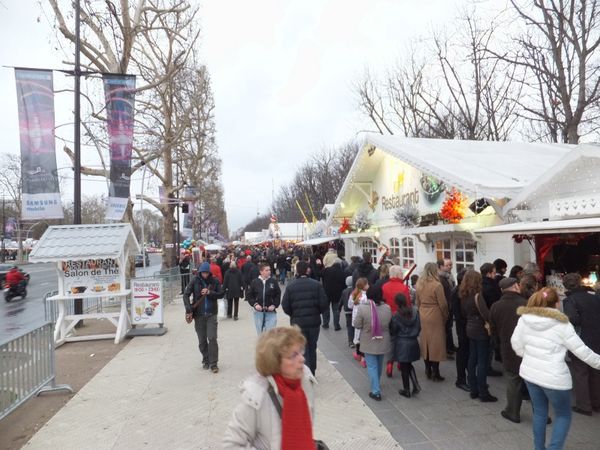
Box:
[0,0,479,232]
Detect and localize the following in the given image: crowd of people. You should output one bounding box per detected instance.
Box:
[181,245,600,450]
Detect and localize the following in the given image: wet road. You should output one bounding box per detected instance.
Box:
[0,254,163,344]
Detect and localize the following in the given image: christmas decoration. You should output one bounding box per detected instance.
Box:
[420,175,446,203]
[339,217,352,234]
[308,220,328,238]
[512,234,533,244]
[440,188,467,224]
[394,203,421,228]
[354,209,373,231]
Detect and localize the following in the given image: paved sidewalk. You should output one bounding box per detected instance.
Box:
[24,298,398,450]
[317,324,600,450]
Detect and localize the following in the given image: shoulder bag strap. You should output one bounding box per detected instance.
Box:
[267,384,282,417]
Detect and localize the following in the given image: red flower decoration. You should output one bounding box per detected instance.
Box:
[339,217,351,234]
[440,188,466,224]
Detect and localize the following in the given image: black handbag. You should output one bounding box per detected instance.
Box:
[267,385,330,450]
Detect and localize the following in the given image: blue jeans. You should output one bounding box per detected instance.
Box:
[279,269,287,284]
[525,381,572,450]
[253,311,277,334]
[468,337,490,396]
[364,353,385,395]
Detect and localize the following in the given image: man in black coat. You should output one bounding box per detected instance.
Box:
[481,262,503,375]
[489,277,527,423]
[351,252,379,287]
[321,259,347,330]
[562,273,600,415]
[438,258,456,356]
[282,260,328,375]
[242,256,259,293]
[246,263,281,335]
[183,262,223,373]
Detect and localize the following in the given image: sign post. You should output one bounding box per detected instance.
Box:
[128,279,168,336]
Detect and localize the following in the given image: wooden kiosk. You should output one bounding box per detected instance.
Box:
[29,223,140,346]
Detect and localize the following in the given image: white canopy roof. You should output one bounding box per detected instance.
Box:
[29,223,140,262]
[502,144,600,215]
[297,236,339,246]
[364,134,574,199]
[475,217,600,235]
[328,134,575,226]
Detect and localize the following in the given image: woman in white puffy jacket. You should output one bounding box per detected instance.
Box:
[511,287,600,450]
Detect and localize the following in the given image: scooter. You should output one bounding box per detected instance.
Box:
[4,281,27,302]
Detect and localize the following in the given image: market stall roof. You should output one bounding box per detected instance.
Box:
[364,134,574,198]
[339,231,377,239]
[297,236,339,246]
[329,134,575,223]
[400,223,478,236]
[502,144,600,215]
[475,217,600,235]
[29,223,140,263]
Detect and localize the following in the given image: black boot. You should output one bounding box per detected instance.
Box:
[431,362,445,381]
[409,364,421,394]
[424,360,432,379]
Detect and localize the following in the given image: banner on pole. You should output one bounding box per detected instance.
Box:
[15,69,63,220]
[4,218,17,240]
[103,74,136,221]
[182,186,196,238]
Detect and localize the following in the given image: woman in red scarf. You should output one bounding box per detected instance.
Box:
[223,326,319,449]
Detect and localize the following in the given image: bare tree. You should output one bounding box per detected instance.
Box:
[63,195,110,224]
[0,153,24,261]
[47,1,227,267]
[491,0,600,143]
[270,142,358,222]
[357,13,519,141]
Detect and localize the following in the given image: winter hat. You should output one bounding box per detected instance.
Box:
[199,262,211,273]
[499,277,518,290]
[345,276,353,288]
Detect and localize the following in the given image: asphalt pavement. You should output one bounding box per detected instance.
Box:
[0,254,163,343]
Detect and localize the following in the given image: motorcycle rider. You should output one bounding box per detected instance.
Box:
[5,266,26,298]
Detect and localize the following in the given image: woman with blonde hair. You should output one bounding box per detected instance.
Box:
[512,287,600,450]
[416,262,448,381]
[223,326,319,449]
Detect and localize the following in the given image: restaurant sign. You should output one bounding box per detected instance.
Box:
[60,258,121,295]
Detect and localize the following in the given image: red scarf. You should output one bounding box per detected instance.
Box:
[273,374,314,450]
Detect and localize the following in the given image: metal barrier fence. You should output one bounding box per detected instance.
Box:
[43,291,105,324]
[0,322,72,421]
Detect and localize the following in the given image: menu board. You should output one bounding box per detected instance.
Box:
[60,258,122,295]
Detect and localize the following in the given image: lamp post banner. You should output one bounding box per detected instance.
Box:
[103,74,136,221]
[15,69,63,220]
[182,185,196,238]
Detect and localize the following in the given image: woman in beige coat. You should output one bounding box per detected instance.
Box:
[416,262,449,381]
[223,326,317,449]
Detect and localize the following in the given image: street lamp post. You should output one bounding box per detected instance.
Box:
[140,164,147,269]
[1,197,5,263]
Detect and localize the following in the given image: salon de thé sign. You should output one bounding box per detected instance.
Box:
[60,258,122,295]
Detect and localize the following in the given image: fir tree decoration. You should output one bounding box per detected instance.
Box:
[440,188,467,224]
[354,209,373,231]
[394,204,421,228]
